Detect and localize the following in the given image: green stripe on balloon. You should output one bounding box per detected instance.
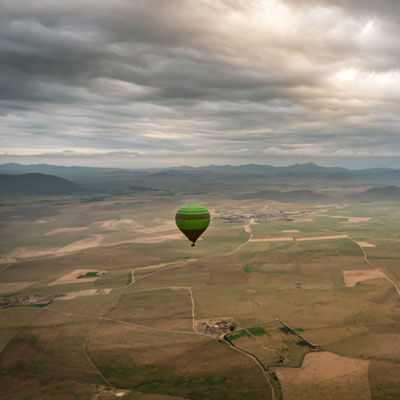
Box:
[175,205,210,246]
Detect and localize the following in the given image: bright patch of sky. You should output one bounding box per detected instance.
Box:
[1,0,400,168]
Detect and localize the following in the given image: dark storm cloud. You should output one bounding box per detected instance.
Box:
[1,0,400,167]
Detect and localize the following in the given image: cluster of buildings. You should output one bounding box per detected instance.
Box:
[216,209,288,223]
[198,319,236,335]
[0,294,56,308]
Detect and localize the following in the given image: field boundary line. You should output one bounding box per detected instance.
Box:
[84,319,112,387]
[188,288,198,333]
[125,259,198,288]
[295,234,348,242]
[44,287,212,339]
[226,218,254,255]
[351,239,400,297]
[241,318,280,330]
[223,335,276,400]
[0,262,16,273]
[246,328,287,362]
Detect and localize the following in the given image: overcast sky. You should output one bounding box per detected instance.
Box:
[1,0,400,168]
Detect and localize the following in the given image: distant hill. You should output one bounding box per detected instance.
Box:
[0,173,80,195]
[0,163,143,191]
[236,189,329,202]
[352,186,400,202]
[1,163,400,196]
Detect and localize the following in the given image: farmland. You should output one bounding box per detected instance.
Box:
[0,189,400,399]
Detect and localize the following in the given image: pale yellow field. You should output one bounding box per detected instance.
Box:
[136,221,176,234]
[356,241,376,248]
[97,219,133,229]
[8,247,58,259]
[8,235,106,259]
[116,233,183,244]
[296,234,348,241]
[343,269,386,287]
[348,217,371,223]
[330,216,371,223]
[250,237,293,242]
[56,288,112,300]
[56,234,105,254]
[271,352,371,400]
[45,227,89,235]
[48,269,104,286]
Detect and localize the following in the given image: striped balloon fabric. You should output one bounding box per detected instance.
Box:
[175,204,210,246]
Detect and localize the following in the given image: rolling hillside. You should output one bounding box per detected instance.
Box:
[0,173,80,195]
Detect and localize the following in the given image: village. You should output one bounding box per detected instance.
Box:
[196,318,236,335]
[0,294,61,308]
[215,209,288,223]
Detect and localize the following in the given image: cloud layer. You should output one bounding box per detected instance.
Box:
[1,0,400,167]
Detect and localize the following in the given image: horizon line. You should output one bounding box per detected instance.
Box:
[1,161,399,172]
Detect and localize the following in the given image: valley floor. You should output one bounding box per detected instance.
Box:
[1,194,400,399]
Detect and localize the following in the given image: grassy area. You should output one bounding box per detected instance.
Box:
[78,271,98,278]
[89,324,271,399]
[243,264,251,274]
[228,330,251,341]
[248,326,270,336]
[269,372,283,400]
[106,289,194,332]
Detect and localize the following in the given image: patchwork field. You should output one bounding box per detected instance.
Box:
[343,270,386,287]
[271,352,371,400]
[1,194,400,399]
[226,320,316,368]
[49,269,105,286]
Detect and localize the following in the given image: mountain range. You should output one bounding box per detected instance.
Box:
[0,163,399,201]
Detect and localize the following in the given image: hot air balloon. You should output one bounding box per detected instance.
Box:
[175,204,210,246]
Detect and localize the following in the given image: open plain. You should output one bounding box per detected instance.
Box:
[1,173,400,400]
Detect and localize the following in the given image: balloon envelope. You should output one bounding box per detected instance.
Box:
[175,204,210,246]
